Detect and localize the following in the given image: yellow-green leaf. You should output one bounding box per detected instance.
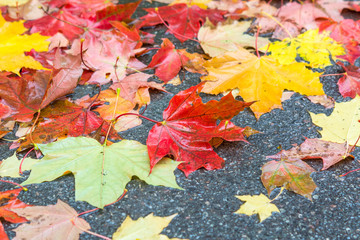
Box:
[265,29,345,68]
[310,96,360,146]
[0,12,49,74]
[235,194,280,222]
[0,153,39,178]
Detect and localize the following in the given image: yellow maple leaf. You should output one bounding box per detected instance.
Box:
[235,193,280,222]
[265,29,345,68]
[113,213,187,240]
[201,47,324,118]
[310,95,360,146]
[170,0,211,9]
[0,12,49,74]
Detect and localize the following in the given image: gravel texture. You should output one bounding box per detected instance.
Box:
[2,0,360,239]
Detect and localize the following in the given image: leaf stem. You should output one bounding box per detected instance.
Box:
[80,39,97,71]
[270,187,284,202]
[320,73,345,77]
[114,112,159,124]
[255,25,261,58]
[29,109,41,150]
[0,179,28,191]
[339,167,360,177]
[70,219,111,240]
[40,6,87,30]
[19,147,34,175]
[77,190,128,217]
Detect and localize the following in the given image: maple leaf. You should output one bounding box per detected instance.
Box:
[267,138,352,171]
[265,29,345,68]
[110,72,165,106]
[148,38,190,83]
[18,100,120,150]
[113,213,187,240]
[0,153,39,178]
[0,71,50,122]
[261,158,317,200]
[198,20,269,57]
[22,137,182,208]
[40,50,83,108]
[310,96,360,146]
[0,0,30,6]
[147,83,252,176]
[0,189,29,240]
[235,194,280,222]
[201,47,324,118]
[77,89,135,121]
[12,199,90,240]
[0,13,49,74]
[336,62,360,98]
[24,4,86,41]
[137,3,225,42]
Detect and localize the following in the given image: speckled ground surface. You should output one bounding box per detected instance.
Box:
[2,0,360,239]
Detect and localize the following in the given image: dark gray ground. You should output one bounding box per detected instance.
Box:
[2,0,360,239]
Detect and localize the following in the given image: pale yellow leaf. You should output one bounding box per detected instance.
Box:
[0,0,29,6]
[310,96,360,146]
[235,193,280,222]
[113,213,187,240]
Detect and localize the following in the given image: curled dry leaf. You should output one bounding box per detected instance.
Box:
[267,138,353,171]
[12,199,90,240]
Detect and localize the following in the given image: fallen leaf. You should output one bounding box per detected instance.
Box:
[0,189,29,240]
[0,153,39,177]
[0,0,29,6]
[147,83,252,176]
[267,138,352,170]
[0,12,49,74]
[137,3,225,42]
[201,47,324,118]
[261,158,316,200]
[12,199,90,240]
[265,29,345,68]
[113,213,187,240]
[22,137,182,208]
[7,0,45,20]
[148,38,189,83]
[310,96,360,146]
[19,100,120,150]
[337,62,360,98]
[198,20,269,57]
[235,194,280,222]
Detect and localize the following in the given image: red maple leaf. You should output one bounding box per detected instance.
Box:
[0,189,29,240]
[147,83,252,176]
[137,3,226,42]
[148,38,189,83]
[337,62,360,98]
[19,100,120,150]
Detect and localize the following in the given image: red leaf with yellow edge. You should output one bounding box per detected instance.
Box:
[147,83,253,176]
[0,189,29,240]
[19,100,119,150]
[137,4,225,42]
[261,157,317,200]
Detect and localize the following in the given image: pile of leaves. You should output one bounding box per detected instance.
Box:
[0,0,360,238]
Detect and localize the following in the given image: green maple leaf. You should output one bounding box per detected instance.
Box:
[22,137,182,208]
